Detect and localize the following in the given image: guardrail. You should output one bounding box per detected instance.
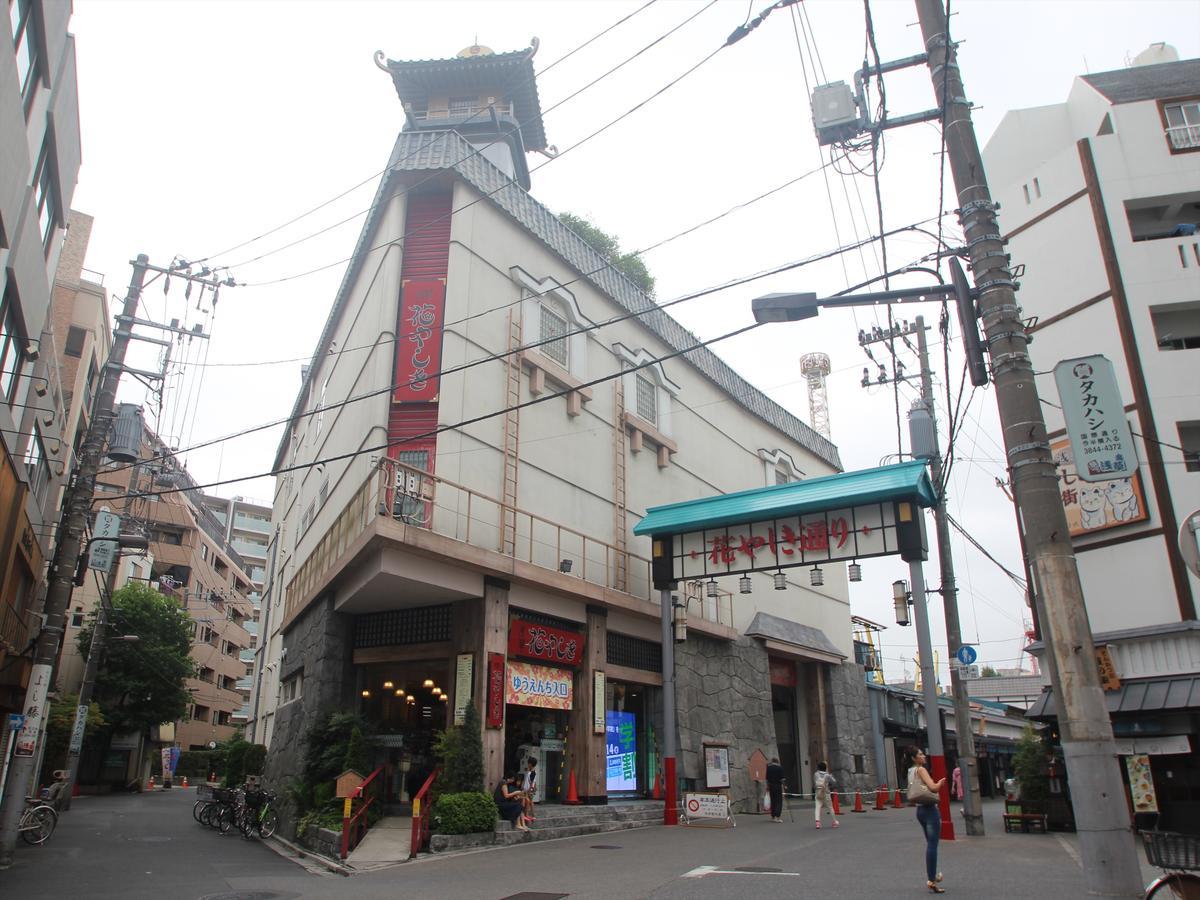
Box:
[285,458,735,629]
[340,764,386,859]
[410,768,439,859]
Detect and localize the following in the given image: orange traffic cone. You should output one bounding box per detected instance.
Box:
[652,770,662,800]
[182,775,189,789]
[893,788,904,809]
[875,786,887,810]
[564,769,581,805]
[831,791,841,815]
[147,775,155,791]
[852,790,866,813]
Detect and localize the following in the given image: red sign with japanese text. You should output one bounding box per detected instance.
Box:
[508,619,585,668]
[486,652,505,729]
[394,280,446,402]
[769,656,798,688]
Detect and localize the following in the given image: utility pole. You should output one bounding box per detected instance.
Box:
[0,256,149,868]
[861,313,984,836]
[913,1,1141,891]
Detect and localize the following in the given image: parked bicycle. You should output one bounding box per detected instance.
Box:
[18,798,57,845]
[238,787,278,840]
[1143,830,1200,899]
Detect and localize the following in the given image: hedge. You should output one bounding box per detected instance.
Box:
[432,791,498,835]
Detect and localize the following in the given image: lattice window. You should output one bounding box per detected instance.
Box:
[606,632,662,672]
[635,375,657,425]
[510,608,582,634]
[539,303,569,367]
[353,604,453,648]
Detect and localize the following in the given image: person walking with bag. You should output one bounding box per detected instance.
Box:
[813,761,839,829]
[906,748,946,893]
[765,757,785,822]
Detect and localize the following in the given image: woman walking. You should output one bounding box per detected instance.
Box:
[907,749,946,893]
[813,761,838,829]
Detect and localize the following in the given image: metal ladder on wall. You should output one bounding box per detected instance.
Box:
[499,309,521,555]
[612,376,628,592]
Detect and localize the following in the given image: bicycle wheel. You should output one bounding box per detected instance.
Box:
[218,805,237,835]
[259,808,278,839]
[193,800,209,823]
[200,803,217,828]
[1145,872,1200,900]
[20,805,57,845]
[238,809,255,840]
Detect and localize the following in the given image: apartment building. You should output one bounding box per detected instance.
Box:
[983,48,1200,830]
[0,0,82,720]
[252,43,876,811]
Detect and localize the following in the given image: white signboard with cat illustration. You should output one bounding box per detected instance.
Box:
[1052,438,1148,538]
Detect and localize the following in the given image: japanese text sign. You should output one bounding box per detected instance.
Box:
[504,660,573,711]
[394,279,446,402]
[1053,355,1136,483]
[486,653,505,728]
[669,502,899,581]
[508,619,584,668]
[87,509,121,573]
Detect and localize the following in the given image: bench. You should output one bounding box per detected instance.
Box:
[1003,813,1048,834]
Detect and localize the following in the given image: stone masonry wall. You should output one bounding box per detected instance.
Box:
[674,633,776,813]
[263,594,355,836]
[825,660,878,793]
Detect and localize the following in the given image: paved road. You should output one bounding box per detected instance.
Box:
[0,790,1108,899]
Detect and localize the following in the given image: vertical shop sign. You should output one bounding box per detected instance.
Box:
[454,653,474,726]
[394,280,446,402]
[1053,355,1136,483]
[14,663,52,756]
[593,671,606,734]
[1125,754,1158,814]
[606,710,638,791]
[486,653,505,728]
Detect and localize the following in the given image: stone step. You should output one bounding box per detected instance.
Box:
[493,816,660,846]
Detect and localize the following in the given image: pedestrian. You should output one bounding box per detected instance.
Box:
[494,773,530,832]
[765,756,785,822]
[906,748,946,893]
[813,761,838,829]
[952,765,962,801]
[521,757,538,821]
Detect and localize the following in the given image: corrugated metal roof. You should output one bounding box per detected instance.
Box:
[1080,58,1200,105]
[1026,675,1200,719]
[632,460,934,536]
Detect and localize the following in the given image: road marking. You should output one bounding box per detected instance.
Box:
[681,865,800,878]
[1054,833,1082,868]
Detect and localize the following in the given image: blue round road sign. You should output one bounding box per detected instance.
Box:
[956,645,978,666]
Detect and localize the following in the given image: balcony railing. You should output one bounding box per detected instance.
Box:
[0,599,32,660]
[239,648,255,663]
[1166,124,1200,150]
[411,102,515,123]
[286,457,735,629]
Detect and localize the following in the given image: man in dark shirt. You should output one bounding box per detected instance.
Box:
[766,757,786,822]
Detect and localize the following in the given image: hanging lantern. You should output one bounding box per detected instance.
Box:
[848,562,862,582]
[774,571,787,590]
[423,678,434,688]
[810,566,824,587]
[738,575,752,594]
[706,579,719,599]
[361,689,371,698]
[383,680,394,689]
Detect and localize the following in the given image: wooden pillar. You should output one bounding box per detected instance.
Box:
[466,578,508,792]
[567,604,608,804]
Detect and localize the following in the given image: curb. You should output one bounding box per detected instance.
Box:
[263,833,354,877]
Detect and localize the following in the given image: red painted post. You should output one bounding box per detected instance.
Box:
[339,796,352,859]
[930,756,955,840]
[663,756,678,825]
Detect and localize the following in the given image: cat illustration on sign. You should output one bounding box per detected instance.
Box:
[1078,484,1109,530]
[1104,478,1140,521]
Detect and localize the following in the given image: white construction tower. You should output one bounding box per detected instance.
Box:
[800,352,833,439]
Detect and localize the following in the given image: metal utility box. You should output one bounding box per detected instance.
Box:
[811,82,862,145]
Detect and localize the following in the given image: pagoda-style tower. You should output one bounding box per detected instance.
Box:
[378,42,548,190]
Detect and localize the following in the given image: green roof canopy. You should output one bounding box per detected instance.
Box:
[633,460,936,538]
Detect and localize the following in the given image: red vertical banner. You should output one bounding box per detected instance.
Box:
[486,652,506,729]
[394,279,446,402]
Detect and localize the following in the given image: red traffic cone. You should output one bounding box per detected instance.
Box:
[831,790,841,815]
[564,769,581,805]
[852,790,866,813]
[893,788,904,809]
[147,775,155,791]
[182,775,189,789]
[875,786,887,810]
[652,769,662,800]
[72,781,80,797]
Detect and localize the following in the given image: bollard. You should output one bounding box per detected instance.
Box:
[852,790,866,813]
[894,788,904,809]
[831,790,841,815]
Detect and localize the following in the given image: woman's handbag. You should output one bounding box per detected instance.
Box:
[907,777,939,806]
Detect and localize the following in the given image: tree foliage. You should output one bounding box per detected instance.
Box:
[1012,724,1051,807]
[979,665,1000,678]
[438,702,484,794]
[42,693,105,774]
[77,583,194,736]
[558,212,655,297]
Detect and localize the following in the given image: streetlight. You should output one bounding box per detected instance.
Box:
[893,580,912,627]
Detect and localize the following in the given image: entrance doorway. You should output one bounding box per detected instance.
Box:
[772,683,801,793]
[606,681,651,796]
[358,661,448,801]
[505,704,568,802]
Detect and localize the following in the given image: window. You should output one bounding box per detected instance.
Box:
[394,449,430,522]
[539,303,569,367]
[448,96,475,116]
[775,466,791,485]
[192,704,210,722]
[33,148,57,248]
[280,673,303,705]
[24,423,47,502]
[200,543,209,562]
[1152,302,1200,350]
[70,607,83,628]
[1179,421,1200,473]
[1165,101,1200,151]
[0,281,24,403]
[318,478,329,506]
[64,326,86,357]
[9,0,40,104]
[300,500,316,534]
[635,374,657,425]
[315,377,328,437]
[85,358,97,402]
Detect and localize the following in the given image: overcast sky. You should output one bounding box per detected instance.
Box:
[67,0,1200,684]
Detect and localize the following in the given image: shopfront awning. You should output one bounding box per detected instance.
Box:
[1026,675,1200,720]
[746,612,846,665]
